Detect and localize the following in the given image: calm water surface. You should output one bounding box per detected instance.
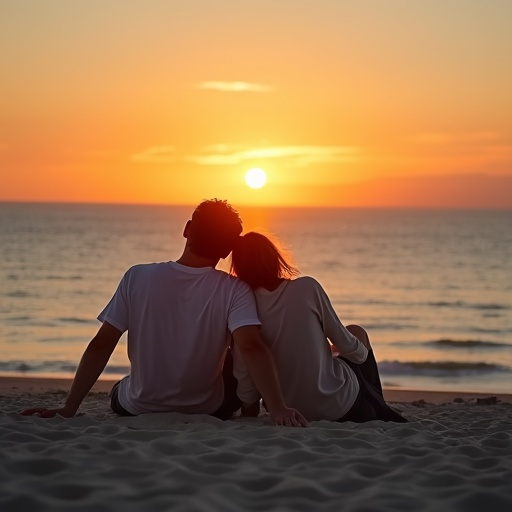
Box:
[1,203,511,393]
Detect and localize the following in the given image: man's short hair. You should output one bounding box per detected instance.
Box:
[188,199,243,260]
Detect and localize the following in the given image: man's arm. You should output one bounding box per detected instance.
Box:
[21,321,122,418]
[232,325,307,427]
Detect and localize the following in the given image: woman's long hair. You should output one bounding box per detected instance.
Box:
[231,232,299,290]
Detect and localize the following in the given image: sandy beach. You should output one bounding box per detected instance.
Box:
[1,377,511,511]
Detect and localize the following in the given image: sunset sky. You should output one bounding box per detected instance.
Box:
[1,1,511,208]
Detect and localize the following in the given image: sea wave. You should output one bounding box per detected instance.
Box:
[57,317,97,324]
[378,360,510,377]
[0,360,75,374]
[428,301,508,311]
[363,323,417,331]
[45,274,83,281]
[5,290,35,298]
[0,360,130,375]
[470,327,508,334]
[38,336,89,343]
[426,339,509,349]
[7,317,58,328]
[6,315,31,322]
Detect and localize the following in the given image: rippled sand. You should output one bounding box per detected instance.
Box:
[1,380,511,512]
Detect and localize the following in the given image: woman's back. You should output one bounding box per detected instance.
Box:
[235,276,367,421]
[232,231,407,424]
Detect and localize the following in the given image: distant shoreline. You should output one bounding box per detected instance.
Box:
[1,376,511,404]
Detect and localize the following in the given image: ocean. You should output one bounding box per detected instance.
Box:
[1,202,511,394]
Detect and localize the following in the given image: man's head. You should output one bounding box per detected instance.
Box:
[185,199,243,260]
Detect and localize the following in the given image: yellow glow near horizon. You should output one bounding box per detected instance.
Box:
[245,168,267,189]
[1,2,512,208]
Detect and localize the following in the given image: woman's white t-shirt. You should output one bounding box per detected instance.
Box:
[234,277,368,421]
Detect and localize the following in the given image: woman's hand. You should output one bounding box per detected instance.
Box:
[270,406,308,427]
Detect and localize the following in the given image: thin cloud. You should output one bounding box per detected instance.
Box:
[132,144,361,166]
[131,146,176,163]
[409,132,511,163]
[411,132,500,145]
[411,133,452,145]
[185,145,359,166]
[196,81,273,93]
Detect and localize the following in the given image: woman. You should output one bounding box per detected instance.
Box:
[231,232,406,423]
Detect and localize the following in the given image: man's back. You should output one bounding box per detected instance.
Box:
[99,261,260,415]
[20,199,307,427]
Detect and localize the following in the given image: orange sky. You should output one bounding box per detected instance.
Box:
[1,1,511,208]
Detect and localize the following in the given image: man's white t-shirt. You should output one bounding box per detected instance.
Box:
[234,277,368,421]
[98,261,260,415]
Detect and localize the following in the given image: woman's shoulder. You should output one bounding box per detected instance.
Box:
[288,276,330,303]
[288,275,322,291]
[282,277,330,311]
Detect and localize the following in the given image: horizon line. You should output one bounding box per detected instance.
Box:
[0,199,511,211]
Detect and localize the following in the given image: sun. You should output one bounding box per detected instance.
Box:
[245,168,267,189]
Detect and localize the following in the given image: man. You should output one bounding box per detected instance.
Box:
[22,199,306,427]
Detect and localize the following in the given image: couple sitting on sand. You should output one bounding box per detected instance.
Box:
[22,199,406,426]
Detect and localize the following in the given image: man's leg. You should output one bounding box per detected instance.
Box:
[109,378,135,416]
[346,324,384,397]
[211,348,242,420]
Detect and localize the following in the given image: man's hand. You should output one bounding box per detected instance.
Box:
[270,406,308,427]
[20,406,76,418]
[19,321,122,420]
